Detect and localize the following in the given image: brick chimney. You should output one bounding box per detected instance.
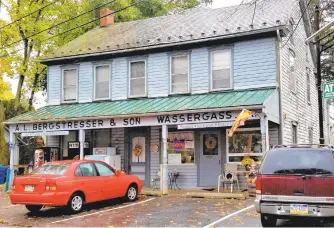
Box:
[100,8,114,27]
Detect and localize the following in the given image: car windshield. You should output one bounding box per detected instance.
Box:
[33,163,70,175]
[261,149,334,175]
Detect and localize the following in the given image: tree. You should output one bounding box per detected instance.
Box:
[0,0,212,110]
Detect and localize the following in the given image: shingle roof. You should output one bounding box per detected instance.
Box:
[42,0,298,61]
[5,88,275,123]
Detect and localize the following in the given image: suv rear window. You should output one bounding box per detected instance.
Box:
[34,163,70,175]
[261,149,334,175]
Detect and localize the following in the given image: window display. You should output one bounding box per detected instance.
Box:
[227,129,263,163]
[167,131,195,164]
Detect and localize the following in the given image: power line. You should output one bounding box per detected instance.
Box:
[281,0,312,49]
[0,0,60,30]
[1,3,135,56]
[1,0,118,49]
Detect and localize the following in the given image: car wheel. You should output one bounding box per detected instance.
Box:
[126,185,138,202]
[261,214,277,227]
[25,205,43,213]
[68,193,84,213]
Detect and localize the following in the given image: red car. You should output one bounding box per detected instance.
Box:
[10,160,143,213]
[255,145,334,227]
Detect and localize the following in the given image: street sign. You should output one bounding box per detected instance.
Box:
[323,83,334,98]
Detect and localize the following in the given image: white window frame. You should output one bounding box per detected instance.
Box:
[306,68,311,103]
[169,54,190,94]
[93,64,111,101]
[167,131,196,165]
[226,128,263,164]
[210,49,233,91]
[289,49,296,93]
[128,60,147,98]
[62,67,78,103]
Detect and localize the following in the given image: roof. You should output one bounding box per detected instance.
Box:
[6,88,275,124]
[42,0,298,62]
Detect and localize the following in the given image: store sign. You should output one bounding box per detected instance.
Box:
[69,142,90,149]
[21,131,69,137]
[172,141,185,150]
[94,148,107,155]
[10,111,258,133]
[177,121,243,130]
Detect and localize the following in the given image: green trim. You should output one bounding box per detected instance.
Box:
[6,88,275,123]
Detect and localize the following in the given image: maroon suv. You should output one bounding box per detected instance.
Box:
[255,146,334,227]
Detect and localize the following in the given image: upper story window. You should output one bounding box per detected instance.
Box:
[94,65,110,100]
[211,49,232,90]
[289,49,296,92]
[62,68,77,102]
[129,61,146,97]
[306,68,311,103]
[170,55,189,94]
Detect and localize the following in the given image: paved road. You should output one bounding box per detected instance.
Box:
[0,192,333,227]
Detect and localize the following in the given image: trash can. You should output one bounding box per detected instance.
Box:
[0,166,8,185]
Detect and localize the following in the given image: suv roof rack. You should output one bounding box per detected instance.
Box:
[273,144,333,149]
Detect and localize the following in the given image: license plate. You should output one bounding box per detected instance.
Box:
[290,204,308,215]
[24,185,34,192]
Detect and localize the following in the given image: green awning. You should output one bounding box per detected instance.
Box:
[5,88,275,123]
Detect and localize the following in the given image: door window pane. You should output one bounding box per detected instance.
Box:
[171,55,189,93]
[211,50,231,90]
[167,131,194,164]
[63,69,77,102]
[95,162,114,176]
[79,163,97,176]
[95,65,110,99]
[292,125,297,144]
[203,134,218,156]
[130,61,146,97]
[132,137,145,163]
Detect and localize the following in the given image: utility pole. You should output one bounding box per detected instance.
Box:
[315,3,325,144]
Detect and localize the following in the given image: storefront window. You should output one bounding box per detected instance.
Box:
[227,129,263,163]
[94,129,111,147]
[167,131,195,164]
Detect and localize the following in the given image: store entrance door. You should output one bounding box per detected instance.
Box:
[129,133,149,186]
[199,131,221,187]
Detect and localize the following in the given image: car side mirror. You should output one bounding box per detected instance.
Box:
[115,170,121,176]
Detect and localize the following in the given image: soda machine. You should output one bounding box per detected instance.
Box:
[34,147,60,169]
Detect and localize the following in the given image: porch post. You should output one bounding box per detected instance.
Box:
[8,131,16,188]
[260,114,269,152]
[79,129,85,160]
[160,125,168,195]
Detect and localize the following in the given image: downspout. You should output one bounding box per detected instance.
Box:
[276,29,284,144]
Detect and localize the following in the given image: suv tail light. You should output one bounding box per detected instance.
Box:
[256,175,262,196]
[45,179,57,191]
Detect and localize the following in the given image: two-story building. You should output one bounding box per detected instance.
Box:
[5,0,330,188]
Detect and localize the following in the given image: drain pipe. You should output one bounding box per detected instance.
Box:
[276,29,285,144]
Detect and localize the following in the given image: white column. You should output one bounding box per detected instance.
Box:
[9,131,16,188]
[260,114,270,152]
[160,125,168,195]
[79,129,85,160]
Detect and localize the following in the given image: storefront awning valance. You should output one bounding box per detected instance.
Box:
[5,88,275,124]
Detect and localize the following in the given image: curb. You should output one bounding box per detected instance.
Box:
[185,192,246,199]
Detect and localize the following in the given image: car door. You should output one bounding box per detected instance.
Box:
[74,162,104,203]
[94,162,122,199]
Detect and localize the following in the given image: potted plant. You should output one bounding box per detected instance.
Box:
[241,155,255,171]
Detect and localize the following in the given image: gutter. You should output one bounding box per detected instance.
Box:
[4,105,265,125]
[276,29,285,144]
[40,26,287,63]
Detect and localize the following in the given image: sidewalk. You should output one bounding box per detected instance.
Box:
[141,187,248,200]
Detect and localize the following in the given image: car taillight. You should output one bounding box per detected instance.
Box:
[45,179,57,191]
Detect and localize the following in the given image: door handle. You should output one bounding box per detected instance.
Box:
[219,160,221,165]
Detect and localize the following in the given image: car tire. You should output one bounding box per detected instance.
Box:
[125,184,138,202]
[25,205,43,213]
[261,214,277,227]
[68,193,84,213]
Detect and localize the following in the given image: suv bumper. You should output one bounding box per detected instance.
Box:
[258,202,334,217]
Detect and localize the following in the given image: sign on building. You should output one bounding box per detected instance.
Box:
[323,83,334,98]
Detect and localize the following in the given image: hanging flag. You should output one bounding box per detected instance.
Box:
[228,109,256,137]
